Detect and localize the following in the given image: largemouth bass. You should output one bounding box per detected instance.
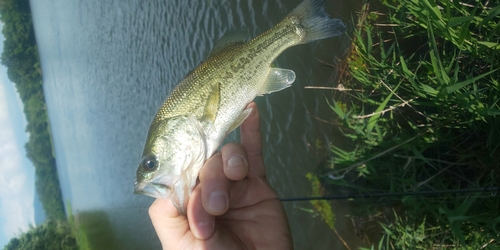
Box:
[134,0,346,214]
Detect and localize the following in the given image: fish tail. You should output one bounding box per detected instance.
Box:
[288,0,346,44]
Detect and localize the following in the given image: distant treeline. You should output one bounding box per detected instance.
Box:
[0,0,65,221]
[3,221,77,250]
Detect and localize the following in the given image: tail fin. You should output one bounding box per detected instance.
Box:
[288,0,346,44]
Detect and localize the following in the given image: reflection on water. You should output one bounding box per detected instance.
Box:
[30,0,362,248]
[73,210,118,249]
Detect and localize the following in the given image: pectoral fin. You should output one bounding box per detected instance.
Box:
[227,108,252,134]
[202,83,221,122]
[258,68,296,96]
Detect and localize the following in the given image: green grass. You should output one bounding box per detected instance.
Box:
[309,0,500,248]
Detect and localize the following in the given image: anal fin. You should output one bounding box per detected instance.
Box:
[258,68,296,96]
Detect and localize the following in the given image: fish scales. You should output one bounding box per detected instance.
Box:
[154,21,299,123]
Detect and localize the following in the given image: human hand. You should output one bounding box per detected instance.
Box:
[148,102,293,249]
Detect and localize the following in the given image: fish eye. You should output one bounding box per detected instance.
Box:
[142,156,157,171]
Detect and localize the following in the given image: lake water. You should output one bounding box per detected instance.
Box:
[30,0,364,249]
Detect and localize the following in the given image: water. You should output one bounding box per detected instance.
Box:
[30,0,362,249]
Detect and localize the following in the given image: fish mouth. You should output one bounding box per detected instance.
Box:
[134,181,171,198]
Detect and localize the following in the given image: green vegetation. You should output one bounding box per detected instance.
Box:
[3,220,77,250]
[0,0,117,246]
[309,0,500,248]
[305,173,336,231]
[0,0,76,249]
[0,0,65,221]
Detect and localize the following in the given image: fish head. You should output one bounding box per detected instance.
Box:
[134,115,206,214]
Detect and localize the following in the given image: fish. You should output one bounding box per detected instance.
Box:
[134,0,346,214]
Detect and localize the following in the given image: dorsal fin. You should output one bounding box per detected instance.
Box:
[209,29,249,56]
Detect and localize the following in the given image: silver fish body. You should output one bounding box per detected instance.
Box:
[134,0,346,214]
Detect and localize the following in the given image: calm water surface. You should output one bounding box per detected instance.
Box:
[30,0,364,249]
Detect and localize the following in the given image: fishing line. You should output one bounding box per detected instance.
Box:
[78,188,498,212]
[279,186,499,202]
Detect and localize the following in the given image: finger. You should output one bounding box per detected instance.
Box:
[149,198,189,249]
[221,143,249,181]
[199,153,230,216]
[240,102,265,177]
[187,184,215,240]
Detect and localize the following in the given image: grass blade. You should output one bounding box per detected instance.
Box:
[439,68,499,96]
[366,83,400,135]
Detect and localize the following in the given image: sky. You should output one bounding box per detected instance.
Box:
[0,29,37,247]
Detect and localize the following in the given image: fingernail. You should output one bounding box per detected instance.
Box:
[227,155,247,169]
[196,221,214,240]
[207,192,227,214]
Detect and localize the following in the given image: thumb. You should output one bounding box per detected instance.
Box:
[149,198,189,248]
